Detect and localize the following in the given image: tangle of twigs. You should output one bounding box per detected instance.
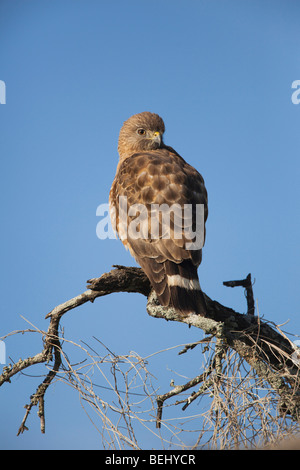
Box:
[1,266,300,448]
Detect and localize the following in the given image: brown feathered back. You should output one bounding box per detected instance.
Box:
[110,112,208,316]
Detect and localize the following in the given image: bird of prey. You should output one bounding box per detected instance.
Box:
[109,112,208,316]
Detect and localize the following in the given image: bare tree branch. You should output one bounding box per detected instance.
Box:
[223,273,255,315]
[1,264,300,438]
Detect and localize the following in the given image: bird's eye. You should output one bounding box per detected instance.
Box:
[137,128,146,135]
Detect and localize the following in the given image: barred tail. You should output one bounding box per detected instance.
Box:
[139,258,207,317]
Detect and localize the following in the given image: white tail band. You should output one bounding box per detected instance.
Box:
[167,275,200,290]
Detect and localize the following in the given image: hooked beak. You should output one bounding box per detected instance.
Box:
[151,131,162,145]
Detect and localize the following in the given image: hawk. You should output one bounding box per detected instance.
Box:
[109,112,208,316]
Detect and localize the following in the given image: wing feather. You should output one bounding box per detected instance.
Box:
[109,147,208,315]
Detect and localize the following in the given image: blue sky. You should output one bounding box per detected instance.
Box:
[1,0,300,450]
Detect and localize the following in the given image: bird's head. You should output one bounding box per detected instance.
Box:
[118,111,165,160]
